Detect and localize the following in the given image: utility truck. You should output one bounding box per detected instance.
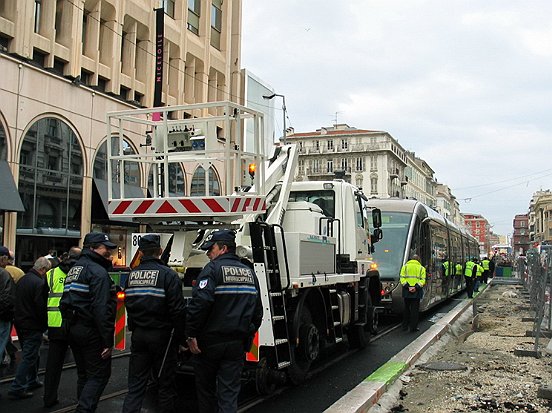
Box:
[106,101,383,392]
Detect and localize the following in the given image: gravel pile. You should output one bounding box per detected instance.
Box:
[377,283,552,413]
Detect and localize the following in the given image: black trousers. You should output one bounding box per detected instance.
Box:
[44,325,70,406]
[193,340,244,413]
[122,327,177,413]
[465,276,474,298]
[482,270,490,284]
[68,322,112,413]
[402,297,421,332]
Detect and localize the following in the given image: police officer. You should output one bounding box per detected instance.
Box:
[60,233,117,413]
[186,230,263,413]
[122,234,186,413]
[43,247,81,408]
[400,254,426,332]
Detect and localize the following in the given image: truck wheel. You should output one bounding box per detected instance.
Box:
[288,306,319,384]
[255,358,277,395]
[366,295,379,335]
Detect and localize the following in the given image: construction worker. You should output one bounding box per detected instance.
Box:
[60,232,117,412]
[122,234,186,413]
[400,254,426,332]
[474,259,484,293]
[481,257,491,284]
[464,258,476,298]
[43,247,81,408]
[186,230,263,413]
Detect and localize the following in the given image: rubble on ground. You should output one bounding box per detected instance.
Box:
[373,283,552,413]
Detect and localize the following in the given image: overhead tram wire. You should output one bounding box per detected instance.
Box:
[453,167,552,191]
[457,170,552,202]
[60,0,286,113]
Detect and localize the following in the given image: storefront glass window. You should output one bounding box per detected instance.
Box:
[17,117,83,236]
[190,166,220,196]
[147,163,186,197]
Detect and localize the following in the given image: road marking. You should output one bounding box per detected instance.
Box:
[364,361,407,385]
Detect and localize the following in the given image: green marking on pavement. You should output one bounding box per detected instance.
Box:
[474,283,488,297]
[365,361,408,385]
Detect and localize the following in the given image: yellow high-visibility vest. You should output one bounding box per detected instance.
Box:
[400,259,427,287]
[455,263,463,276]
[482,259,490,270]
[46,267,67,327]
[464,261,475,277]
[443,261,452,276]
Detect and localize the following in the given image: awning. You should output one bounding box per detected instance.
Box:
[92,178,144,224]
[0,160,25,212]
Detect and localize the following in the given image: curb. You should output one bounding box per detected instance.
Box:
[325,284,489,413]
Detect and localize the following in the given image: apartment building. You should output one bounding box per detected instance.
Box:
[286,124,408,198]
[434,183,463,227]
[404,151,436,207]
[530,190,552,244]
[0,0,243,268]
[512,214,530,256]
[462,213,491,256]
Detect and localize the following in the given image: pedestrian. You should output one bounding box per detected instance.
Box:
[43,246,81,408]
[5,249,25,284]
[489,256,496,278]
[400,254,426,332]
[464,257,476,299]
[60,232,117,412]
[481,257,491,284]
[8,256,51,400]
[122,234,186,413]
[0,246,16,383]
[186,230,263,413]
[442,257,452,297]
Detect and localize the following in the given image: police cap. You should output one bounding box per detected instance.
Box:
[200,230,236,251]
[83,232,117,249]
[138,234,161,250]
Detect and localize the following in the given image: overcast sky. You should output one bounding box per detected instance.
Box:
[241,0,552,237]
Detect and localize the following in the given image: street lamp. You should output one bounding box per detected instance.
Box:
[263,93,287,145]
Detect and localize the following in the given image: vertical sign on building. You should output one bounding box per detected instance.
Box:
[153,8,164,121]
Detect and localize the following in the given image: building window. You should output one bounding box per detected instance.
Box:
[311,159,320,173]
[341,158,348,171]
[327,140,333,150]
[370,155,377,171]
[188,0,200,35]
[315,140,320,151]
[356,157,364,171]
[190,166,221,196]
[327,160,333,173]
[164,0,175,18]
[210,0,222,49]
[34,0,42,33]
[298,159,304,175]
[371,176,378,194]
[148,163,186,197]
[18,117,83,235]
[94,138,140,186]
[341,139,348,150]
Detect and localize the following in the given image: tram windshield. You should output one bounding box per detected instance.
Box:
[370,211,411,280]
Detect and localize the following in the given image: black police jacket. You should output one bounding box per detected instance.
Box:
[60,249,117,348]
[124,256,186,337]
[186,252,263,345]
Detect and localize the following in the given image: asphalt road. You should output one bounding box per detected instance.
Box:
[0,293,466,412]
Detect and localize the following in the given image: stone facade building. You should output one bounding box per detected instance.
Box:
[0,0,243,268]
[512,214,530,256]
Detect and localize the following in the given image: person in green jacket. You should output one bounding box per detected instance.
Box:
[400,254,426,332]
[464,258,476,298]
[481,257,491,284]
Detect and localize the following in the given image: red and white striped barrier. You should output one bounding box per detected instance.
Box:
[108,196,267,219]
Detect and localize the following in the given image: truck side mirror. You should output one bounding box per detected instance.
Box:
[372,208,382,228]
[371,228,383,244]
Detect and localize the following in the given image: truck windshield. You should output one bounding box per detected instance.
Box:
[288,190,335,217]
[370,211,412,280]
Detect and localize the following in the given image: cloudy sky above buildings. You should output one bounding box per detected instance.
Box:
[241,0,552,237]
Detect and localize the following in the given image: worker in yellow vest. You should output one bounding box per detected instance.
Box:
[481,257,491,284]
[474,259,484,293]
[464,258,476,298]
[400,254,426,332]
[43,247,81,408]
